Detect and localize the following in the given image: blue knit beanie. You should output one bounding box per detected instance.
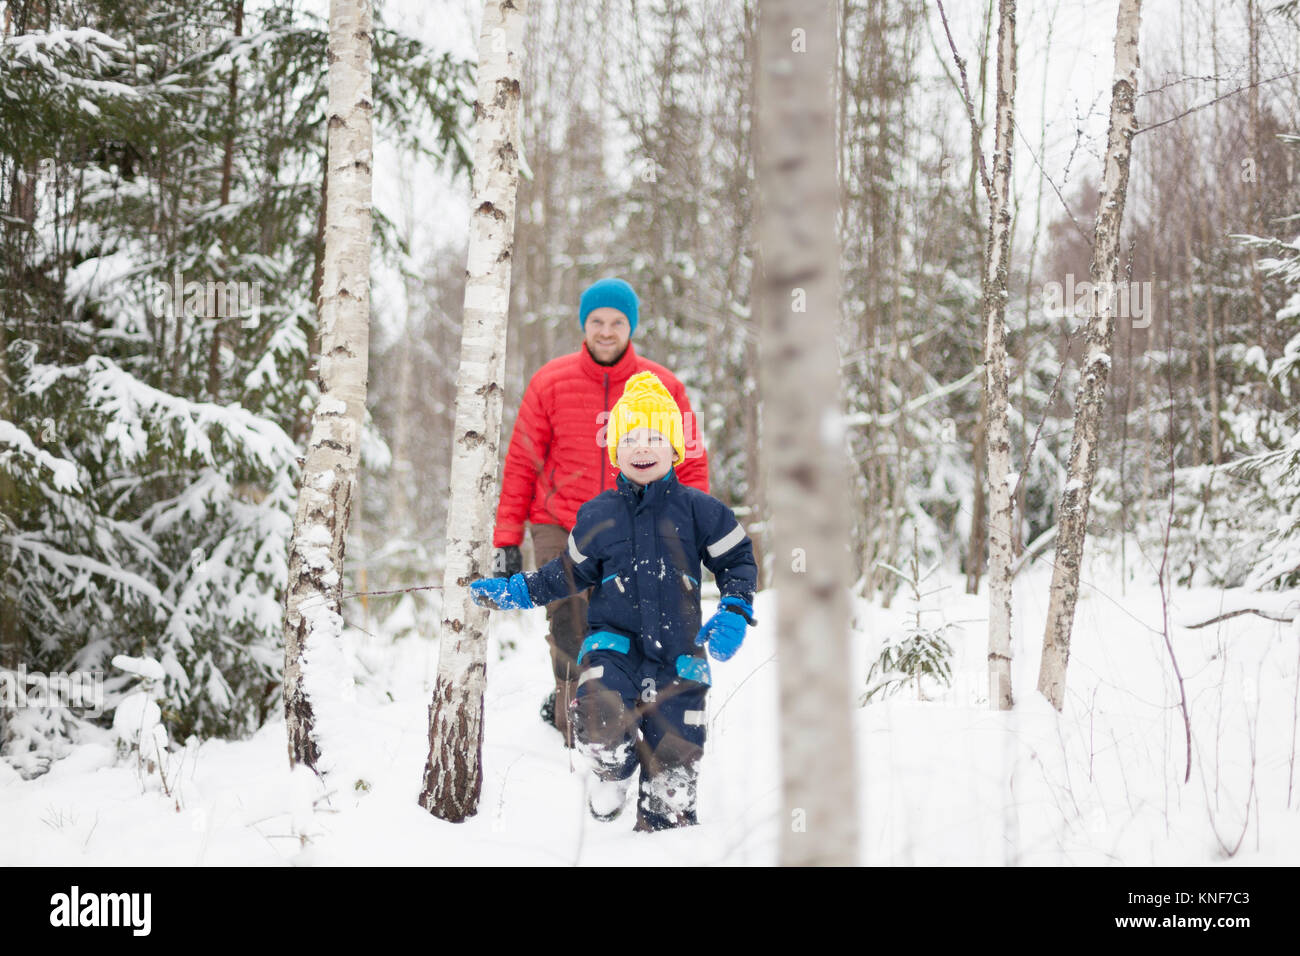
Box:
[579,278,639,335]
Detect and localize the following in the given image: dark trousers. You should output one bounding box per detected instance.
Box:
[529,523,589,682]
[573,647,707,830]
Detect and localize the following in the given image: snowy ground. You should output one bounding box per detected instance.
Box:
[3,549,1299,866]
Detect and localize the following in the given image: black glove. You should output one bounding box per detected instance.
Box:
[492,545,522,578]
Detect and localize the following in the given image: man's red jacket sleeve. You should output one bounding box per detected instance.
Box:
[494,377,551,547]
[669,378,709,494]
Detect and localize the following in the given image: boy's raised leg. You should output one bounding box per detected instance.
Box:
[571,654,640,820]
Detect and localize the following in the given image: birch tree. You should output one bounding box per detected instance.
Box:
[418,0,528,821]
[938,0,1017,709]
[283,0,374,769]
[982,0,1017,711]
[1037,0,1142,711]
[756,0,859,866]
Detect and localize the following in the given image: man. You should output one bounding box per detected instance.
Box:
[492,277,709,744]
[472,371,755,829]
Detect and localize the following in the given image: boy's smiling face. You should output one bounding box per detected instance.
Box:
[616,427,676,485]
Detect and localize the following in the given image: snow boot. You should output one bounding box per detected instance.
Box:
[634,761,699,831]
[588,770,637,822]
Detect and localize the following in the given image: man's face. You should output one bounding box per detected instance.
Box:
[584,307,631,364]
[616,427,676,485]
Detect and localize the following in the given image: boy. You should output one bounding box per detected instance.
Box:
[470,371,757,830]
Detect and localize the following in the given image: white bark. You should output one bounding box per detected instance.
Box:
[984,0,1017,711]
[283,0,373,769]
[418,0,528,821]
[757,0,859,866]
[1038,0,1142,711]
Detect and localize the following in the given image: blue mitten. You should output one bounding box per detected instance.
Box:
[470,573,535,610]
[695,596,756,662]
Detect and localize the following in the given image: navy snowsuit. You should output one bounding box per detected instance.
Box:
[522,467,757,828]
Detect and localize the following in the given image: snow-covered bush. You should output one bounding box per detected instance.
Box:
[111,655,170,774]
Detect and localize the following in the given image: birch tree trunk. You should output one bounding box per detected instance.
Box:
[418,0,528,821]
[983,0,1017,711]
[965,391,986,595]
[1246,0,1265,344]
[282,0,373,769]
[756,0,859,866]
[1037,0,1142,711]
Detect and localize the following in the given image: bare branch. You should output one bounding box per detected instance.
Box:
[1135,69,1300,137]
[1013,118,1091,248]
[1183,607,1296,629]
[936,0,992,198]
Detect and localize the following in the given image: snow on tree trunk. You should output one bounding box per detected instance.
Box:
[418,0,528,822]
[756,0,859,866]
[1038,0,1142,712]
[984,0,1017,711]
[282,0,373,770]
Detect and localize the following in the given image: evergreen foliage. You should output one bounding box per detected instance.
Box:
[0,0,470,774]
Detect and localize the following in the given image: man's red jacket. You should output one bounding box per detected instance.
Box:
[493,343,709,547]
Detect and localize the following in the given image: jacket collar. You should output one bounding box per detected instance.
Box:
[579,340,639,384]
[617,466,679,510]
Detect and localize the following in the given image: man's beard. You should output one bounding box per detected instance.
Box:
[587,342,628,366]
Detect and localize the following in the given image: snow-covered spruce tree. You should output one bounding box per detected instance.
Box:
[0,0,470,775]
[1104,64,1295,590]
[1234,133,1300,588]
[0,8,304,769]
[862,532,957,704]
[419,0,528,821]
[756,0,859,866]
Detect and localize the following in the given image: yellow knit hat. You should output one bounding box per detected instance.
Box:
[607,371,686,467]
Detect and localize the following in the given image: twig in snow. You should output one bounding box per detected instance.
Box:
[1194,697,1257,859]
[709,652,776,730]
[82,810,99,850]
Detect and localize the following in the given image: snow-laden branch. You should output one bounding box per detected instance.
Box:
[842,366,981,428]
[0,421,82,492]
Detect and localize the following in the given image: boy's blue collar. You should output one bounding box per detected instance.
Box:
[617,466,678,503]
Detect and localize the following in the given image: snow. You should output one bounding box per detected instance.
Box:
[111,691,167,764]
[111,655,166,682]
[6,537,165,606]
[36,354,300,474]
[316,396,348,417]
[0,420,82,492]
[2,557,1297,865]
